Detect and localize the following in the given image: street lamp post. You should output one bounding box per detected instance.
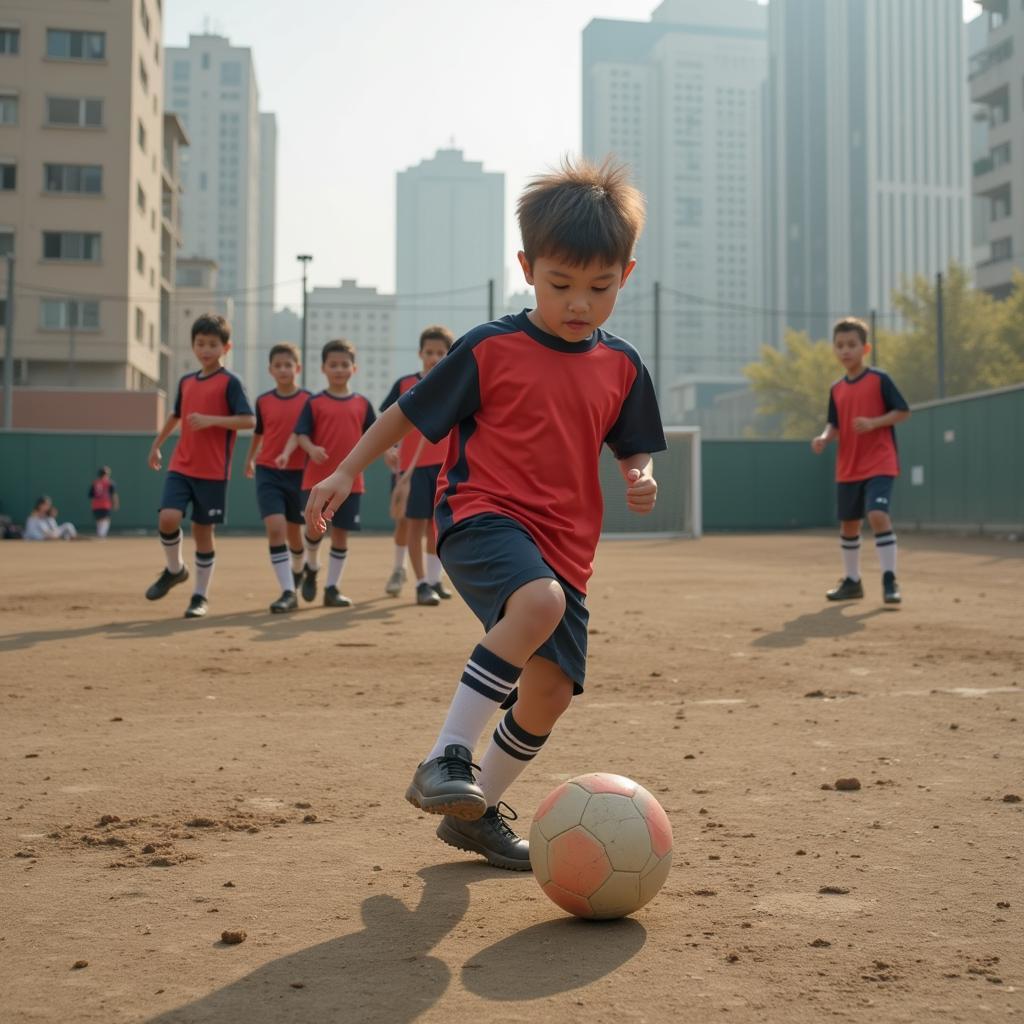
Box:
[297,254,313,387]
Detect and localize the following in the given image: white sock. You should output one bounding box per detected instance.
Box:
[304,533,322,571]
[840,534,861,581]
[477,708,550,807]
[426,644,522,761]
[96,518,110,538]
[290,547,305,574]
[393,545,407,572]
[160,529,184,573]
[194,550,215,598]
[416,577,428,588]
[270,544,293,592]
[875,531,897,574]
[327,547,348,589]
[426,553,443,586]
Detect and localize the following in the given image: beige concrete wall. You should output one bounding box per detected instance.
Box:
[0,387,165,430]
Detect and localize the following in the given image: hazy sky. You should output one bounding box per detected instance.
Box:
[164,1,983,309]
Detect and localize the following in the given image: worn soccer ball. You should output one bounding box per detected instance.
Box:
[529,772,673,920]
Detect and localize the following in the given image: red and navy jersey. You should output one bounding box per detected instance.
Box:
[381,372,451,471]
[827,368,909,482]
[254,388,310,470]
[169,368,253,481]
[88,478,116,511]
[398,312,666,593]
[295,391,376,492]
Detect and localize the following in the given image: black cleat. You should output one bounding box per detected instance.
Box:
[184,594,208,618]
[405,744,486,820]
[145,566,189,601]
[385,567,406,597]
[883,571,902,605]
[416,581,441,606]
[436,803,531,871]
[300,566,318,603]
[270,590,298,614]
[826,576,864,601]
[323,585,352,608]
[432,580,453,600]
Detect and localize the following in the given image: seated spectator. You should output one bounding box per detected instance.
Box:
[24,496,78,541]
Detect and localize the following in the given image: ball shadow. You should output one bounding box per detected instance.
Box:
[461,916,647,1001]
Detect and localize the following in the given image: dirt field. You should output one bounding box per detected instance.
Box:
[1,531,1022,1024]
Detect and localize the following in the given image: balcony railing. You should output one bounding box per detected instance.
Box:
[970,37,1013,80]
[974,156,994,176]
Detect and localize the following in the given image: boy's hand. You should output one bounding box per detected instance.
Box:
[187,412,214,431]
[384,447,399,472]
[148,446,162,471]
[244,460,255,479]
[305,469,354,536]
[811,435,827,454]
[273,452,290,470]
[852,416,877,434]
[625,467,657,515]
[309,445,329,464]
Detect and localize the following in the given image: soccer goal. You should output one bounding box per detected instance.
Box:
[600,426,701,538]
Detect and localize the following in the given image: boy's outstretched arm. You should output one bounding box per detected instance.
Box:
[244,432,262,478]
[811,424,838,454]
[619,453,657,514]
[305,404,416,534]
[148,414,180,471]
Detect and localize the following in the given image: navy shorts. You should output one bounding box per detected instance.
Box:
[837,475,895,521]
[92,508,112,521]
[160,471,228,525]
[255,466,304,524]
[438,513,588,694]
[302,490,362,531]
[406,464,440,519]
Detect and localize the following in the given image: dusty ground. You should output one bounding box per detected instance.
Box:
[0,531,1022,1024]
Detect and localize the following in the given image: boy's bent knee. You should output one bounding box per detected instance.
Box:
[867,511,891,533]
[508,578,566,632]
[158,509,182,532]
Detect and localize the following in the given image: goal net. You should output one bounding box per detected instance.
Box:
[599,426,701,538]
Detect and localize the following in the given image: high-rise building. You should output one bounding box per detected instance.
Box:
[970,0,1022,298]
[582,1,768,421]
[164,34,276,393]
[258,112,277,366]
[767,0,971,340]
[306,280,396,406]
[0,0,170,396]
[395,148,503,359]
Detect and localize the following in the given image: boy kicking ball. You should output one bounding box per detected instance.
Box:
[812,317,911,605]
[146,314,255,618]
[245,343,310,613]
[306,159,665,869]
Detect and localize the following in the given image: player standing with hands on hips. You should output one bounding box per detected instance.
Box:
[305,159,665,870]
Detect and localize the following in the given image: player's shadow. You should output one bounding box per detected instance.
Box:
[461,916,646,1001]
[146,861,478,1024]
[0,597,403,653]
[752,604,889,649]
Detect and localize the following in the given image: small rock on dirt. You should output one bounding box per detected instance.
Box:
[1002,794,1021,804]
[819,886,851,895]
[72,960,88,970]
[810,939,832,948]
[220,930,246,945]
[97,815,121,826]
[834,778,861,791]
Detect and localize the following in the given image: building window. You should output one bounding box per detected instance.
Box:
[0,162,14,190]
[42,231,101,262]
[140,0,152,38]
[136,248,144,274]
[135,307,144,341]
[0,230,13,257]
[0,93,17,124]
[139,58,148,92]
[220,61,242,85]
[173,59,189,81]
[45,163,102,194]
[0,28,19,55]
[47,30,106,62]
[41,299,100,330]
[201,53,209,70]
[46,96,103,127]
[137,183,145,211]
[991,237,1013,262]
[137,118,146,151]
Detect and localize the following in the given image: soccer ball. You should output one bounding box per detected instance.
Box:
[529,772,673,920]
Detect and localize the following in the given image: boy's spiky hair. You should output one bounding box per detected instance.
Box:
[191,313,231,343]
[517,157,645,269]
[832,317,870,344]
[321,338,356,362]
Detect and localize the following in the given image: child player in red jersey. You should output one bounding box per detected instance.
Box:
[88,466,119,538]
[146,314,255,618]
[812,317,911,605]
[244,343,310,614]
[305,159,665,869]
[379,324,454,607]
[279,339,376,608]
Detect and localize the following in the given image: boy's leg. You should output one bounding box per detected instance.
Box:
[300,489,322,602]
[386,517,409,596]
[407,518,440,606]
[96,515,111,539]
[191,522,216,597]
[265,513,298,612]
[324,526,351,606]
[868,508,900,603]
[147,505,189,600]
[840,519,862,580]
[286,522,305,580]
